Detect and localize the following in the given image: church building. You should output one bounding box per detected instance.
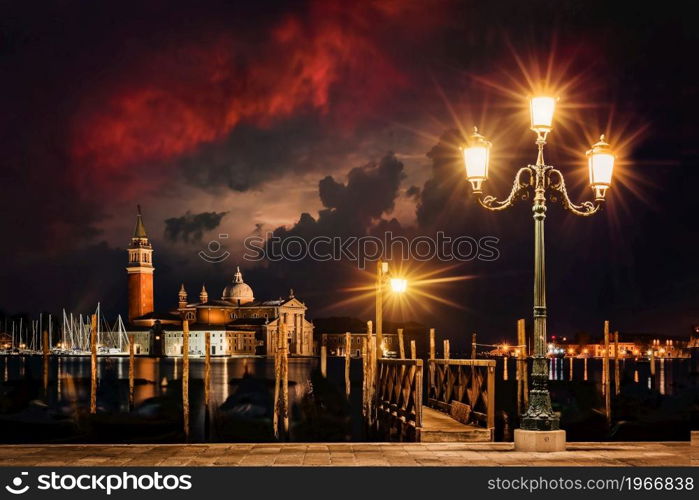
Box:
[125,207,314,357]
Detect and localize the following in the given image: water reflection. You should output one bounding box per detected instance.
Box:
[0,355,361,444]
[0,354,694,443]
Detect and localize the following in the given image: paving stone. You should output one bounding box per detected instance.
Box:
[0,442,691,467]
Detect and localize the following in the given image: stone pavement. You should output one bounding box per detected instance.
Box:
[0,441,694,467]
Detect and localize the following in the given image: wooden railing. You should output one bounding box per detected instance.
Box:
[428,359,495,431]
[375,358,423,441]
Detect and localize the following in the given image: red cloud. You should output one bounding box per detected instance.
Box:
[69,0,447,197]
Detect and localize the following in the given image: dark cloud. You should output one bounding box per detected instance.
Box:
[275,153,405,241]
[405,185,421,200]
[164,211,228,243]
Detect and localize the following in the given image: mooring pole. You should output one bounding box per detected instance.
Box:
[614,331,620,396]
[90,314,97,414]
[603,321,611,425]
[42,330,49,396]
[205,332,211,408]
[182,320,190,440]
[281,323,289,436]
[320,344,327,377]
[273,329,281,439]
[398,328,405,359]
[128,334,135,410]
[429,328,435,360]
[344,332,351,398]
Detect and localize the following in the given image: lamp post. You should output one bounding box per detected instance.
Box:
[376,259,408,357]
[463,96,615,448]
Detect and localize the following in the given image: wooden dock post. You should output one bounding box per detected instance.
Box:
[182,320,190,440]
[487,364,496,430]
[281,324,289,436]
[398,328,405,359]
[569,356,574,381]
[603,320,611,424]
[443,339,450,360]
[128,334,135,410]
[429,328,435,360]
[344,332,351,398]
[57,356,62,399]
[516,319,528,413]
[614,331,620,396]
[362,337,369,418]
[659,356,665,395]
[366,320,375,425]
[320,345,327,377]
[410,340,416,360]
[204,332,211,408]
[42,330,49,395]
[471,332,477,359]
[90,314,97,414]
[274,323,290,439]
[273,329,281,439]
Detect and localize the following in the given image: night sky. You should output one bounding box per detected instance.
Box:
[0,0,697,348]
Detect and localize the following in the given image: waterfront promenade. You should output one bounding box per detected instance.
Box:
[0,436,696,467]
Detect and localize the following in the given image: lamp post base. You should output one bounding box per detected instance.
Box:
[514,429,566,452]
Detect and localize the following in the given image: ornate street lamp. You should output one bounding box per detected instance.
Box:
[376,260,407,357]
[463,96,615,448]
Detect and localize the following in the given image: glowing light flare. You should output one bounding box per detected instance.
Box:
[530,96,557,132]
[389,278,407,293]
[586,134,615,201]
[463,127,492,192]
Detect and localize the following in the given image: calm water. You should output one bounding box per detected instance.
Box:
[0,355,695,443]
[494,356,697,441]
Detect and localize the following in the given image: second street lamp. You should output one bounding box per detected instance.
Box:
[464,96,615,450]
[376,260,407,357]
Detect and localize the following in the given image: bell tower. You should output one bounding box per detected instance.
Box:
[126,205,154,321]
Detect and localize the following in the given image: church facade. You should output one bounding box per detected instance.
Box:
[125,208,314,357]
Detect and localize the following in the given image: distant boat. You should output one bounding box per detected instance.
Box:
[60,303,130,356]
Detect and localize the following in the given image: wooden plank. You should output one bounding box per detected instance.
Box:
[420,407,491,442]
[430,359,495,367]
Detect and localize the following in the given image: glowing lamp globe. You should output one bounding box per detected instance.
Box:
[390,278,407,293]
[586,135,615,200]
[463,127,491,193]
[530,96,557,133]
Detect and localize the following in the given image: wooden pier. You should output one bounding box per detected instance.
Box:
[372,357,494,443]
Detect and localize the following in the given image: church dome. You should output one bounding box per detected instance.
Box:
[222,266,254,304]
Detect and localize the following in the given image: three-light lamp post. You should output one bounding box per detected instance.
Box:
[463,96,615,449]
[376,260,408,357]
